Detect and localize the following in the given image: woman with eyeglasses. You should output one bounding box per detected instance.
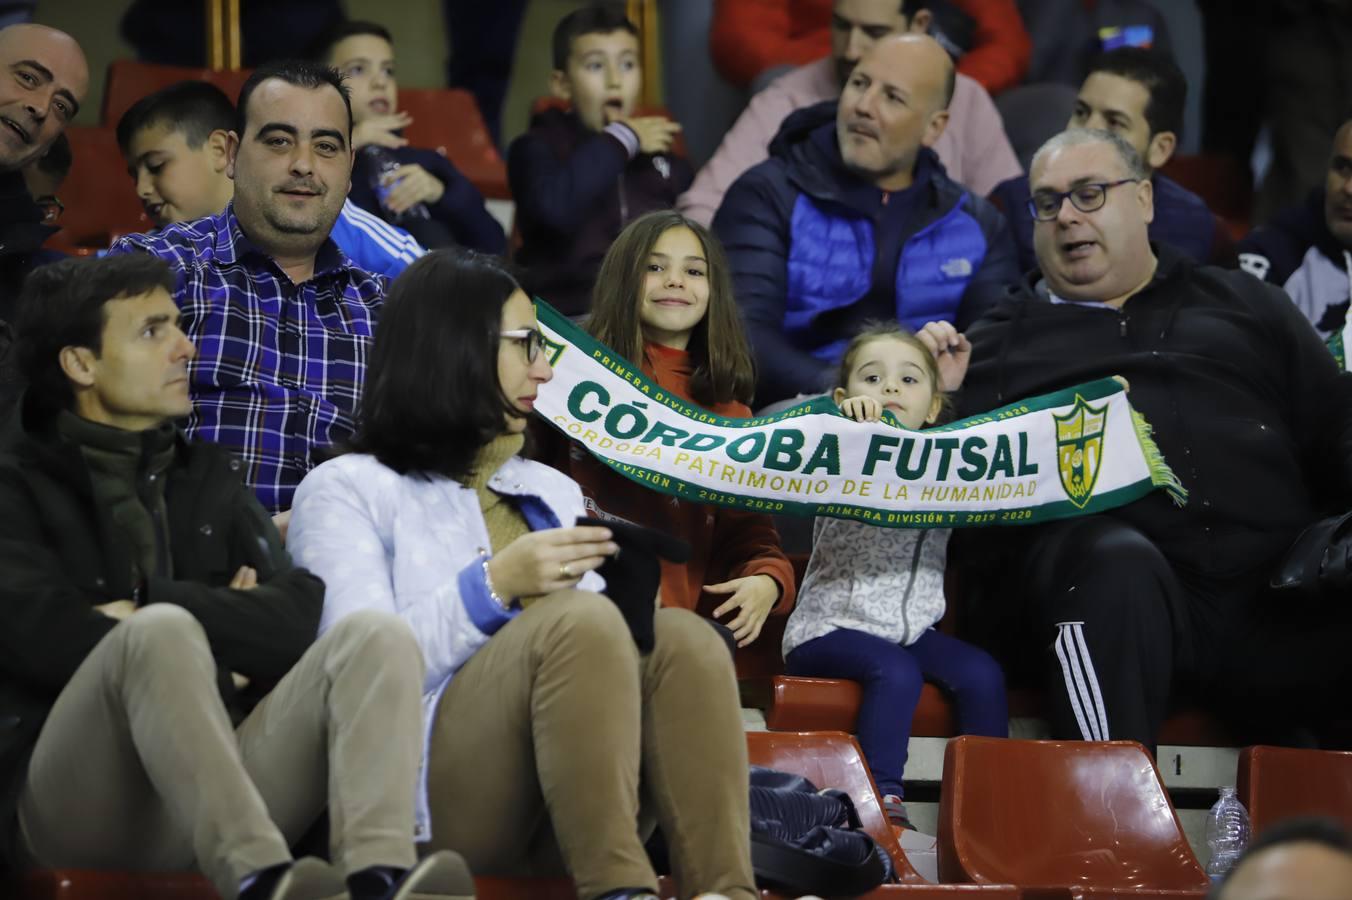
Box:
[288,249,757,900]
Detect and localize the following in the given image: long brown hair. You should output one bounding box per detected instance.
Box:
[588,210,756,407]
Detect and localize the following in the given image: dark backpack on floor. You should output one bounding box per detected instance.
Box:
[749,766,894,896]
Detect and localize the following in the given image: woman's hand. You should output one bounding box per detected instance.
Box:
[706,574,780,647]
[839,395,883,422]
[382,164,445,214]
[486,526,617,600]
[916,321,971,392]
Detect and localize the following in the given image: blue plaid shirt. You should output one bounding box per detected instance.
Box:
[109,205,387,513]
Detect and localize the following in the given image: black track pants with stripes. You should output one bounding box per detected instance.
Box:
[965,515,1352,750]
[1020,516,1177,748]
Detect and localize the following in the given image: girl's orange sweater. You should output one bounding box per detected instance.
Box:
[536,342,796,616]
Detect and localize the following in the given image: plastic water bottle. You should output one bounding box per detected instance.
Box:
[361,145,430,222]
[1205,786,1251,881]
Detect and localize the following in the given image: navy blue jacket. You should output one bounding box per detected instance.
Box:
[509,108,693,316]
[991,171,1223,275]
[349,145,506,256]
[712,100,1019,405]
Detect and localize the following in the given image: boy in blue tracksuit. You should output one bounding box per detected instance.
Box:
[316,20,506,256]
[713,36,1017,406]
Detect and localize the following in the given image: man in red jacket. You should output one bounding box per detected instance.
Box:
[710,0,1031,97]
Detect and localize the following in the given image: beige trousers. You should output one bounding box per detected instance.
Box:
[425,591,756,900]
[18,605,424,899]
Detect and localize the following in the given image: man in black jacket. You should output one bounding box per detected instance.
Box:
[0,24,88,415]
[952,128,1352,750]
[1238,115,1352,336]
[0,255,470,899]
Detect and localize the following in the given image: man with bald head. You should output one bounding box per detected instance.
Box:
[948,128,1352,750]
[680,0,1021,226]
[1214,818,1352,900]
[0,23,88,412]
[714,33,1017,404]
[0,23,86,170]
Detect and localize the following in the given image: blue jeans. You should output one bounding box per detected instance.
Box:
[785,627,1008,798]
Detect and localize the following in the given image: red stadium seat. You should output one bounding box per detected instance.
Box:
[938,736,1209,897]
[104,61,509,201]
[746,730,1022,896]
[399,87,509,200]
[103,60,252,128]
[46,126,149,253]
[1238,745,1352,835]
[1159,153,1252,241]
[14,869,218,899]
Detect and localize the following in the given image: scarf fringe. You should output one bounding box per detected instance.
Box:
[1131,408,1188,507]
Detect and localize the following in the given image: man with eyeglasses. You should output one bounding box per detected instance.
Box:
[945,127,1352,752]
[22,132,69,227]
[990,46,1231,274]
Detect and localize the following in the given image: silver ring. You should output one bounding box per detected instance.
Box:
[560,563,572,579]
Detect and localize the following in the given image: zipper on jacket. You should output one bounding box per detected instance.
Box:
[619,177,629,223]
[1119,313,1129,338]
[898,531,928,645]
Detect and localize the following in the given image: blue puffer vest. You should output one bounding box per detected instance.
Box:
[775,109,998,362]
[785,189,992,361]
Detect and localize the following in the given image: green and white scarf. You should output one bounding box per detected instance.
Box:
[535,301,1186,528]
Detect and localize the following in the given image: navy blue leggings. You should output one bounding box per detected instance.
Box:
[785,627,1008,798]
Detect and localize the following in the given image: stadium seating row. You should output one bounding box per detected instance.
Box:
[14,736,1352,898]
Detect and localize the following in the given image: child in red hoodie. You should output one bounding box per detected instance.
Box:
[538,210,796,646]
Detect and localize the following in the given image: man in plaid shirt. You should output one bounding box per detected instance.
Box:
[111,59,384,517]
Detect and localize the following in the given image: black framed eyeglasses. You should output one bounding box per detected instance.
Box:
[33,194,64,224]
[1027,178,1139,222]
[501,327,544,363]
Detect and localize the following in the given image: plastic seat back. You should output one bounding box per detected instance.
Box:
[745,729,918,882]
[48,126,149,252]
[1239,745,1352,835]
[15,869,217,899]
[398,87,509,200]
[103,60,253,127]
[938,736,1208,891]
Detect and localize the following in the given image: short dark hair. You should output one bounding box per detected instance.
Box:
[1086,46,1186,139]
[901,1,928,15]
[15,255,177,421]
[1212,817,1352,898]
[32,132,71,181]
[235,59,353,140]
[551,4,638,71]
[309,19,393,62]
[349,248,524,482]
[115,80,235,156]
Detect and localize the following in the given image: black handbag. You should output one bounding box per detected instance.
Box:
[748,765,893,896]
[576,515,690,653]
[1270,511,1352,600]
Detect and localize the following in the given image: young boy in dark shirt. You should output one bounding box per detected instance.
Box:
[508,4,691,316]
